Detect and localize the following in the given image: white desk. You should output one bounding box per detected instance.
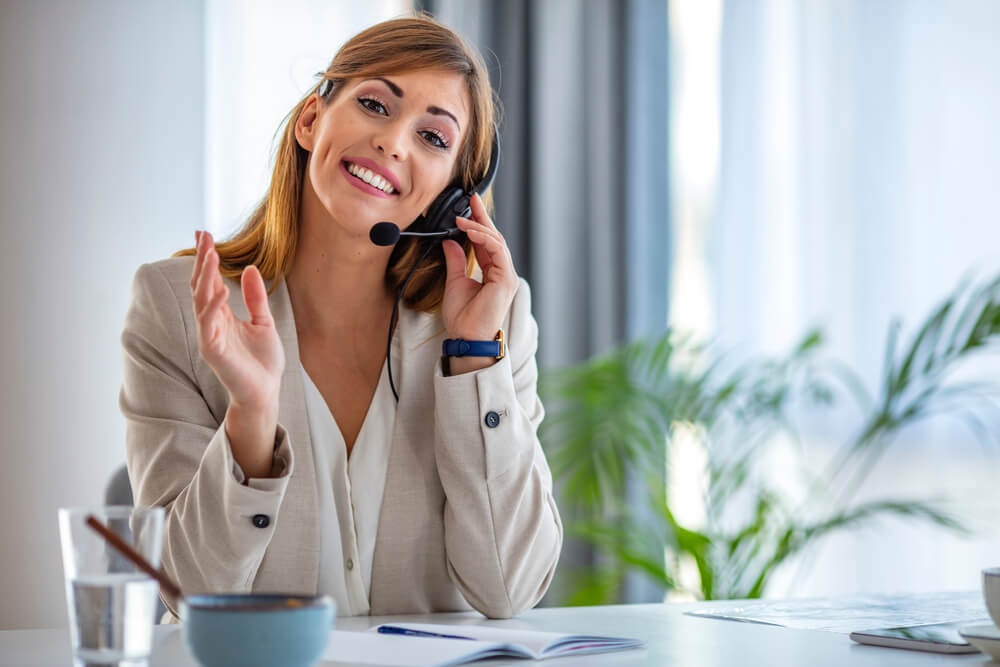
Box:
[0,602,991,666]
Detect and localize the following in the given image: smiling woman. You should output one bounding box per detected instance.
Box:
[119,14,562,623]
[188,18,497,313]
[299,69,469,242]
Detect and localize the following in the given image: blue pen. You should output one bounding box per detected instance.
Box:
[378,626,474,641]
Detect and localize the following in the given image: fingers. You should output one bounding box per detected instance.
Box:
[191,232,234,357]
[456,221,493,272]
[458,194,505,245]
[190,231,211,294]
[192,232,223,318]
[241,265,274,327]
[469,192,497,232]
[441,239,469,283]
[462,226,510,272]
[455,209,514,277]
[192,231,219,299]
[201,281,230,330]
[456,217,505,248]
[191,233,274,334]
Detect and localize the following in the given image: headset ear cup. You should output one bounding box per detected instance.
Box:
[423,187,468,233]
[421,127,498,233]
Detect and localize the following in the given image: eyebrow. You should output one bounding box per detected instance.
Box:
[371,77,461,131]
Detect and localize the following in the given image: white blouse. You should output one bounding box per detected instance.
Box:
[300,360,396,616]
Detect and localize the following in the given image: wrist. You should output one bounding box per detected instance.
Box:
[228,382,281,415]
[225,401,279,479]
[444,355,498,376]
[446,327,500,341]
[441,329,505,376]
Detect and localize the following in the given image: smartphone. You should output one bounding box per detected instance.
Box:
[850,621,985,654]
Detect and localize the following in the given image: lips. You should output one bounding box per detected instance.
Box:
[341,156,402,194]
[344,161,396,194]
[340,162,397,199]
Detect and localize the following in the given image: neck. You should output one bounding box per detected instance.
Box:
[286,185,397,337]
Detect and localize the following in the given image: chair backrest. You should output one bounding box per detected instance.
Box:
[104,464,167,621]
[105,464,134,506]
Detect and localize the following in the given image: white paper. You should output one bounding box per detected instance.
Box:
[685,591,990,633]
[370,623,644,657]
[321,624,644,666]
[321,631,507,667]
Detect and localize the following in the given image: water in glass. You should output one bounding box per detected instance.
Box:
[66,573,158,666]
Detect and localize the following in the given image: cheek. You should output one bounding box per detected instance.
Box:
[427,160,460,196]
[310,131,348,192]
[316,128,340,168]
[414,169,454,213]
[314,113,359,167]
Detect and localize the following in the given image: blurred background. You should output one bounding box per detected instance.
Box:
[1,0,999,630]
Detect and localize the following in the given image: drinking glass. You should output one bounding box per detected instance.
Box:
[58,506,164,667]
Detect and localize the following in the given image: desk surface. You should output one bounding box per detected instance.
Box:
[0,601,992,666]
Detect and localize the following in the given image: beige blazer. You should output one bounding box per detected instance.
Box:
[120,257,562,621]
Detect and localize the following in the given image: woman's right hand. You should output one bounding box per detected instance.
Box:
[191,231,285,477]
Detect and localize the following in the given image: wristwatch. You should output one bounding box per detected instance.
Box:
[442,329,505,360]
[441,330,505,376]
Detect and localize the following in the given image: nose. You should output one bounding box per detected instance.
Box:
[373,122,408,161]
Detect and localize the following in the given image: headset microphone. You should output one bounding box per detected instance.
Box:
[369,222,463,247]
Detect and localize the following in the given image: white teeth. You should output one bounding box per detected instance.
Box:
[346,162,396,194]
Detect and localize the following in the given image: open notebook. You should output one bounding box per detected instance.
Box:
[322,622,644,666]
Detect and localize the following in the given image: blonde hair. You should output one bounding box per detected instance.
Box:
[176,14,498,311]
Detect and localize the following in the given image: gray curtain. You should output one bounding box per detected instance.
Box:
[421,0,671,604]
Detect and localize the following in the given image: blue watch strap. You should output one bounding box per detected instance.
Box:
[442,330,505,359]
[442,338,501,358]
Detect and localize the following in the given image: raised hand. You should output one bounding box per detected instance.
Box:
[191,231,285,476]
[440,194,519,372]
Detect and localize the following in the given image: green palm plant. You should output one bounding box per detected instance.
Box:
[540,272,1000,604]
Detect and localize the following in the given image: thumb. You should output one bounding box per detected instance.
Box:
[441,239,468,283]
[241,265,273,326]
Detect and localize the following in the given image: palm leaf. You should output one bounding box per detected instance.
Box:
[541,271,1000,604]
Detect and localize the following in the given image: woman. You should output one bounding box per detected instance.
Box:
[120,15,562,621]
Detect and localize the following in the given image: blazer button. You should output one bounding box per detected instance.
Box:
[485,411,501,428]
[251,514,270,529]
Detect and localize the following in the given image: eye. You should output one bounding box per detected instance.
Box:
[420,128,450,150]
[357,96,388,116]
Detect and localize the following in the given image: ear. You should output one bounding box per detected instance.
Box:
[294,95,321,152]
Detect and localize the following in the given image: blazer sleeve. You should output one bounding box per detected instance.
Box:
[119,262,294,617]
[432,278,563,619]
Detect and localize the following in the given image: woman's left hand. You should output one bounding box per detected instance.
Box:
[440,193,519,344]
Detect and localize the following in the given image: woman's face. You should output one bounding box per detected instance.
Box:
[295,69,470,239]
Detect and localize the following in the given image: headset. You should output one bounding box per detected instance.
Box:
[416,130,500,235]
[382,129,501,401]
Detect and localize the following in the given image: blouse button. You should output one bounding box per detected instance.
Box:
[251,514,270,529]
[485,411,501,428]
[346,558,355,571]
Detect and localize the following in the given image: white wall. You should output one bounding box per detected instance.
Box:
[0,0,204,629]
[204,0,410,237]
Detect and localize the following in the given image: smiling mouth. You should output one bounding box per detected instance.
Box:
[343,161,398,195]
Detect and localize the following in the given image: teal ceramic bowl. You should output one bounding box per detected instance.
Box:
[180,594,335,667]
